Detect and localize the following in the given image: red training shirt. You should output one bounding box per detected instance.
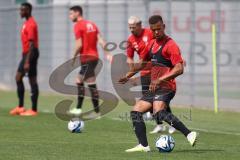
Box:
[74,19,99,63]
[126,28,153,76]
[143,36,183,91]
[21,16,39,54]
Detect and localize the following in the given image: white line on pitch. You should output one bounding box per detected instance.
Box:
[110,117,240,136]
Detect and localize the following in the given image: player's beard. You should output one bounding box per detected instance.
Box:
[131,31,137,36]
[72,17,78,22]
[20,13,26,19]
[156,34,166,41]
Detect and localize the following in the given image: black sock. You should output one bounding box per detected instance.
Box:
[30,83,39,111]
[17,81,25,107]
[166,106,172,113]
[155,118,163,125]
[77,83,85,109]
[88,84,99,113]
[155,110,191,137]
[155,106,172,125]
[131,111,148,147]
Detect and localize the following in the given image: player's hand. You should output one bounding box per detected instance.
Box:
[118,76,129,84]
[24,62,30,72]
[149,78,162,92]
[72,56,77,66]
[129,77,138,86]
[105,52,113,63]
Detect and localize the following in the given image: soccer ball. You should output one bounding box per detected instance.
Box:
[68,119,84,133]
[143,112,153,121]
[156,135,175,152]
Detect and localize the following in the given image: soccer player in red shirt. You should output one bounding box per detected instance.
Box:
[119,15,197,152]
[127,16,176,134]
[126,16,153,94]
[68,6,112,117]
[10,2,39,116]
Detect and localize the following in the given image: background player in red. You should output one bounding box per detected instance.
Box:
[126,16,176,134]
[68,6,112,117]
[10,2,39,116]
[126,16,152,92]
[119,15,197,152]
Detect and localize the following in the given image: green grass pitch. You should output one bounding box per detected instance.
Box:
[0,91,240,160]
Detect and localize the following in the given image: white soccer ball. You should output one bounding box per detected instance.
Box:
[143,112,153,121]
[68,119,84,133]
[156,135,175,152]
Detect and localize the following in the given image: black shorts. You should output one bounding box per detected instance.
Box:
[140,88,175,106]
[140,74,151,95]
[17,48,39,77]
[79,60,98,80]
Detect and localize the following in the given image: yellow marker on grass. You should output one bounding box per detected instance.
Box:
[212,24,218,113]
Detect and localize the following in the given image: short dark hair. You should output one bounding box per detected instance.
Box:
[70,5,83,16]
[149,15,163,24]
[21,2,32,13]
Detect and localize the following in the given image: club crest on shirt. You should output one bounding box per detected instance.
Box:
[142,36,148,43]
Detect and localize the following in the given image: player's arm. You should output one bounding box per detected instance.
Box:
[150,62,183,92]
[24,38,36,72]
[161,43,185,81]
[118,58,148,84]
[150,42,184,91]
[127,57,134,71]
[160,62,184,81]
[119,41,151,84]
[126,40,135,71]
[72,38,82,65]
[126,57,138,85]
[97,33,112,62]
[24,25,36,72]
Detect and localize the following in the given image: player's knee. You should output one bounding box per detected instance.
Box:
[153,102,167,114]
[132,103,143,112]
[153,107,165,114]
[15,74,22,83]
[15,76,19,83]
[76,75,84,84]
[85,76,96,84]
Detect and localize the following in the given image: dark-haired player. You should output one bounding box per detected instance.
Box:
[10,2,39,116]
[68,5,112,118]
[119,15,197,152]
[126,16,176,134]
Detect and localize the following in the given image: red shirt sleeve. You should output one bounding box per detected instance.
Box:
[74,24,83,40]
[126,39,134,58]
[27,24,35,41]
[166,41,183,65]
[95,24,99,35]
